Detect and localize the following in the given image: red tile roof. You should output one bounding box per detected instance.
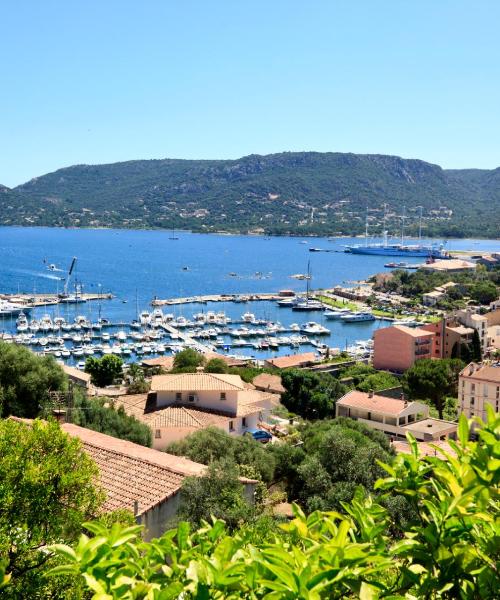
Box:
[265,352,317,369]
[460,362,500,383]
[60,423,206,515]
[252,373,286,394]
[337,390,424,417]
[151,372,246,392]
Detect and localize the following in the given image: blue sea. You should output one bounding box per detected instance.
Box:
[1,227,498,362]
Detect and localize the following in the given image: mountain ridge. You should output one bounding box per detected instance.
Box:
[2,152,499,237]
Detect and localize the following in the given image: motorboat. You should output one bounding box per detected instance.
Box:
[341,311,375,323]
[242,312,256,323]
[300,322,330,335]
[324,308,352,319]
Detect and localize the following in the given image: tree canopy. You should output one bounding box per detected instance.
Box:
[0,341,66,418]
[402,358,464,419]
[281,369,346,419]
[166,427,275,484]
[0,418,103,598]
[85,355,124,387]
[172,348,205,373]
[71,393,152,447]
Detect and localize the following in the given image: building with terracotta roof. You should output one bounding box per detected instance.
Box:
[252,373,286,395]
[61,423,256,539]
[336,390,457,441]
[264,352,318,370]
[123,373,277,449]
[372,325,434,373]
[458,362,500,421]
[62,364,92,390]
[420,259,477,273]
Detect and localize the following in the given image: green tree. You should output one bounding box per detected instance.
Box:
[470,328,483,361]
[178,460,254,529]
[402,358,463,419]
[85,354,123,387]
[172,348,205,372]
[0,341,67,418]
[469,280,498,305]
[126,363,150,394]
[281,369,345,419]
[0,418,103,598]
[71,393,152,447]
[166,427,275,484]
[204,358,229,373]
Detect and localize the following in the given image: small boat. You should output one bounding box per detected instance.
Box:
[242,312,256,323]
[300,322,330,335]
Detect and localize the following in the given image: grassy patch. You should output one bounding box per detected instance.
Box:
[315,295,358,311]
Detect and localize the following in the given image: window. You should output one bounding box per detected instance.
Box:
[220,392,226,401]
[470,397,475,406]
[229,420,234,432]
[155,429,161,439]
[188,393,196,402]
[483,385,488,397]
[175,392,182,402]
[242,417,247,428]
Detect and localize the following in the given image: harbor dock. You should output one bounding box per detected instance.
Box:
[151,292,284,306]
[0,292,113,308]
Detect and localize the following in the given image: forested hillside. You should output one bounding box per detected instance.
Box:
[1,152,499,237]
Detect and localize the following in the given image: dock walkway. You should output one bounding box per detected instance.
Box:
[151,292,284,306]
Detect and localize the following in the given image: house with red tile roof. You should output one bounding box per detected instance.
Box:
[119,373,278,449]
[336,390,457,442]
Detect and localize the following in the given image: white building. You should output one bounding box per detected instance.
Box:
[120,373,277,450]
[336,390,457,442]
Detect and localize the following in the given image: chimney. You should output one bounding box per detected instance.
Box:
[368,389,374,398]
[52,408,66,424]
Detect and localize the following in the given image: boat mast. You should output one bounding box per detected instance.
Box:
[365,206,369,247]
[382,203,388,247]
[400,206,406,245]
[306,260,311,300]
[417,206,423,242]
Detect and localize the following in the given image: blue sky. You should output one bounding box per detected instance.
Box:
[1,0,499,186]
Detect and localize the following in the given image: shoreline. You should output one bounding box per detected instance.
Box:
[0,224,499,244]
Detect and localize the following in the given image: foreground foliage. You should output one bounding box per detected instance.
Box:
[45,410,500,599]
[0,419,103,598]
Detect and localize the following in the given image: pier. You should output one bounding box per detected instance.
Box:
[0,292,113,308]
[151,292,285,306]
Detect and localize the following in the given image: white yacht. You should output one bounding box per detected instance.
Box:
[300,321,330,335]
[341,311,375,323]
[324,308,352,319]
[242,312,256,323]
[0,300,30,317]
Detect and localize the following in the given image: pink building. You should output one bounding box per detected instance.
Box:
[373,325,434,373]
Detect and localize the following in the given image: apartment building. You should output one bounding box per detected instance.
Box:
[421,317,474,359]
[458,362,500,420]
[372,325,434,373]
[455,309,489,355]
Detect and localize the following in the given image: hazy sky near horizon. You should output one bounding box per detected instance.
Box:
[1,0,499,187]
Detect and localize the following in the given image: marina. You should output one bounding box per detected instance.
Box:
[0,227,499,365]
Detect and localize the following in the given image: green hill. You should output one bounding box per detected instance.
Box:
[2,152,499,237]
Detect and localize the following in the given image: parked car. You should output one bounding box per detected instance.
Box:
[245,428,273,443]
